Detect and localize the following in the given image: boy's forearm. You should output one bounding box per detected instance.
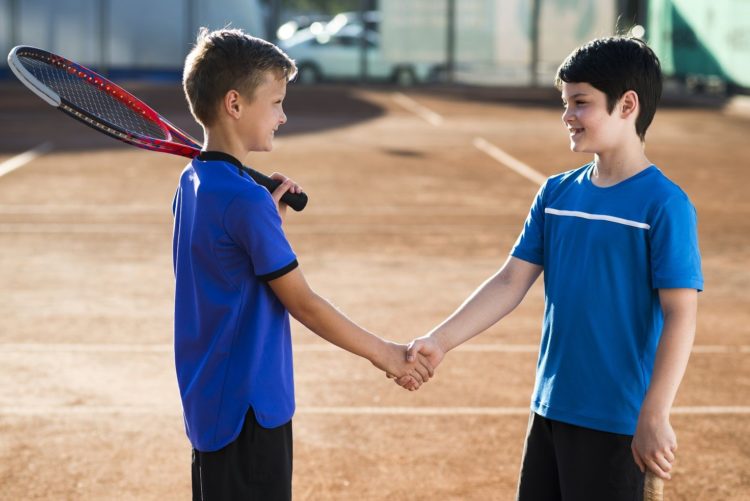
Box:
[641,290,698,418]
[270,268,387,363]
[293,292,385,362]
[430,258,541,352]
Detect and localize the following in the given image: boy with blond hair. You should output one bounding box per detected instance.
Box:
[174,28,431,500]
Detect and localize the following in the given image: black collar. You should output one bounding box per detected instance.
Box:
[196,151,243,170]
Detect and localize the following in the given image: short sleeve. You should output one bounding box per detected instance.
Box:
[223,191,298,281]
[510,182,547,266]
[649,195,703,291]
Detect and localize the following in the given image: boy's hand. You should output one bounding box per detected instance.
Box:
[631,411,677,480]
[391,335,447,390]
[407,335,446,370]
[372,341,434,391]
[269,173,302,221]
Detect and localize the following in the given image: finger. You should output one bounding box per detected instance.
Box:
[272,179,294,202]
[645,459,671,480]
[665,448,675,463]
[654,454,672,473]
[404,377,419,391]
[412,362,430,383]
[409,370,424,385]
[631,446,646,473]
[416,353,434,377]
[269,173,301,194]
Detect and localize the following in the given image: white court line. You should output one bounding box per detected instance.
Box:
[286,223,515,234]
[0,204,166,215]
[392,92,444,126]
[0,204,517,218]
[2,343,749,354]
[300,406,750,416]
[0,142,53,178]
[1,343,173,353]
[473,137,547,186]
[0,222,511,235]
[0,223,168,234]
[1,405,750,416]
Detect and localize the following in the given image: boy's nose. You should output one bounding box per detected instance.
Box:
[279,112,287,125]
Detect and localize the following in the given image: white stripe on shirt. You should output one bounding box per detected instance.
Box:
[544,208,651,230]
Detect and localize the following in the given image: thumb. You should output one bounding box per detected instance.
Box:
[406,340,421,362]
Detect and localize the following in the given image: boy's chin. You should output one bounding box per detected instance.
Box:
[570,142,593,154]
[250,143,273,153]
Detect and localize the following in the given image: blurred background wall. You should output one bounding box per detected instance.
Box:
[0,0,265,80]
[0,0,747,91]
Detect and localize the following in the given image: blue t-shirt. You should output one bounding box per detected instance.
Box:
[511,163,703,435]
[172,151,298,452]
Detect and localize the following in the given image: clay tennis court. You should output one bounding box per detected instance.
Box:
[1,82,749,500]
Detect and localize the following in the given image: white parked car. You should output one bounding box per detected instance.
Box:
[279,14,434,86]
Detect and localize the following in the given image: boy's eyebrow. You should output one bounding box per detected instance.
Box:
[562,92,589,100]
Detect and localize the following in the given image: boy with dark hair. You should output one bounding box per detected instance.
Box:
[402,36,703,500]
[174,28,432,500]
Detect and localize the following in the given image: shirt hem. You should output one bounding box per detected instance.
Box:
[652,278,704,292]
[531,401,636,436]
[510,250,543,266]
[189,404,296,452]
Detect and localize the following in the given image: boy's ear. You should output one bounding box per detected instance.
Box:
[223,90,242,119]
[619,90,639,119]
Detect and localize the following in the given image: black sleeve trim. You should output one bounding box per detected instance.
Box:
[258,260,299,282]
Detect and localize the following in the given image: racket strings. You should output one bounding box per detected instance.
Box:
[19,55,167,140]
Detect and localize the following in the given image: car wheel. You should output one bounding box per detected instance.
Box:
[394,66,417,87]
[296,64,321,85]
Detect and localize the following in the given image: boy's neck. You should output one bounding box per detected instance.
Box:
[591,138,652,187]
[203,126,249,164]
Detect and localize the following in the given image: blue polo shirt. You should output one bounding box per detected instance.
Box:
[511,163,703,435]
[172,151,298,452]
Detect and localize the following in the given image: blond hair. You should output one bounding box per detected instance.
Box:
[183,28,297,127]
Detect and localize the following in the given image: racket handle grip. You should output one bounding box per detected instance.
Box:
[241,166,308,212]
[644,471,664,501]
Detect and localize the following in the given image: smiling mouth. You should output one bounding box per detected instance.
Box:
[569,127,584,136]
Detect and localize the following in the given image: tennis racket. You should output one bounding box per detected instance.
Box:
[7,45,308,211]
[644,471,664,501]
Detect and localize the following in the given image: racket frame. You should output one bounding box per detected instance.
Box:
[9,45,202,157]
[8,45,307,210]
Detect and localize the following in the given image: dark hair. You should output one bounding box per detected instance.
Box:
[555,37,662,141]
[183,28,297,127]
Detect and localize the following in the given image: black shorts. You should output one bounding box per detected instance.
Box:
[517,412,644,501]
[192,408,293,501]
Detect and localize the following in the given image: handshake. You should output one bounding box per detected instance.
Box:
[373,335,447,391]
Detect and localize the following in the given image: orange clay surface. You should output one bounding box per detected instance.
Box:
[1,83,749,500]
